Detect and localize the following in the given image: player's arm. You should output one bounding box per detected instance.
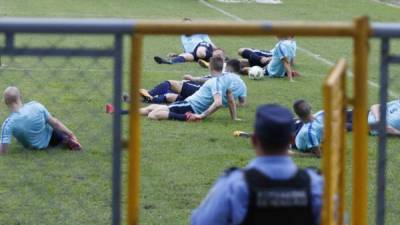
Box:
[47,115,77,140]
[183,74,210,84]
[0,120,12,154]
[198,94,223,119]
[227,89,239,120]
[282,58,293,81]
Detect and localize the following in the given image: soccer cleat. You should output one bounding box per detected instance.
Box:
[292,71,301,77]
[139,89,153,102]
[105,103,115,114]
[198,59,210,69]
[66,137,82,151]
[154,56,172,64]
[233,131,251,138]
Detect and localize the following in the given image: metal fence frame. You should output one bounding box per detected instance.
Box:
[372,23,400,225]
[0,18,135,225]
[5,17,395,225]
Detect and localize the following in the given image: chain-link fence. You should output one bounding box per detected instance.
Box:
[0,19,132,225]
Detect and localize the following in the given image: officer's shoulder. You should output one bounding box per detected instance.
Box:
[219,167,245,181]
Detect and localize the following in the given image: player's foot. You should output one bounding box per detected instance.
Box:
[105,103,114,114]
[66,137,82,151]
[139,89,153,102]
[154,56,172,64]
[198,59,210,69]
[167,52,178,58]
[185,112,201,122]
[122,93,131,103]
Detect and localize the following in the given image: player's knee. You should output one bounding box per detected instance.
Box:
[148,112,159,120]
[196,51,206,59]
[238,48,246,55]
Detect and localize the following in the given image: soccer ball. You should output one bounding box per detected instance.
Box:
[248,66,265,80]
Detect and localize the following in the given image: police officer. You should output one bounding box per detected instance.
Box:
[191,104,323,225]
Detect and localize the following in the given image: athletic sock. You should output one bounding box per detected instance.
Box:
[168,112,187,121]
[149,81,171,96]
[151,95,167,104]
[171,56,186,64]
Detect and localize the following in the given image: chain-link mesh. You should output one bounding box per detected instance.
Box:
[0,34,116,225]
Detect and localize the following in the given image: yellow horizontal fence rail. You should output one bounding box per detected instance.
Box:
[322,59,347,225]
[127,17,370,225]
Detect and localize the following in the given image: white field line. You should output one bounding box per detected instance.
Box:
[370,0,400,9]
[0,65,188,74]
[199,0,398,97]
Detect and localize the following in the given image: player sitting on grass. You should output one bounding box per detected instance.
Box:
[0,86,81,154]
[368,99,400,136]
[240,36,297,81]
[140,57,238,121]
[153,17,225,65]
[138,59,247,106]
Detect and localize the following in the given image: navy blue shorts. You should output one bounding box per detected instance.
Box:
[242,49,272,67]
[49,130,65,147]
[168,101,194,114]
[192,42,213,61]
[176,81,201,101]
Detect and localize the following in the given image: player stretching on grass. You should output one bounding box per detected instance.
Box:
[368,99,400,136]
[139,59,247,106]
[153,18,225,65]
[239,36,297,81]
[140,57,238,121]
[0,87,82,154]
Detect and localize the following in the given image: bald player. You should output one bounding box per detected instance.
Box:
[0,87,81,154]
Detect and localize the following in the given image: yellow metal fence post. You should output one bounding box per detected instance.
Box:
[352,16,370,225]
[322,59,347,225]
[127,34,143,225]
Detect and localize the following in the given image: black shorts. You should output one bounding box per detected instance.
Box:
[242,49,272,67]
[168,101,194,114]
[49,130,65,147]
[176,81,201,101]
[192,42,213,61]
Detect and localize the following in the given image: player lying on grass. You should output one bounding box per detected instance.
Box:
[140,57,239,121]
[235,99,353,158]
[0,86,81,154]
[239,36,298,81]
[153,17,225,65]
[368,99,400,136]
[139,59,247,106]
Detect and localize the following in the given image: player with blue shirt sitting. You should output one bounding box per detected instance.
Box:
[140,57,239,122]
[191,104,323,225]
[0,87,81,154]
[153,18,224,65]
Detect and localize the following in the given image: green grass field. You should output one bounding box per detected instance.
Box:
[0,0,400,224]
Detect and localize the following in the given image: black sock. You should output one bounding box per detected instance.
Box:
[168,112,187,121]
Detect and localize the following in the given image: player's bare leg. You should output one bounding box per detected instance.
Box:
[165,93,179,103]
[140,104,165,116]
[168,80,184,93]
[147,106,170,120]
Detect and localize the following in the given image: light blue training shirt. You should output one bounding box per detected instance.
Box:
[181,34,213,53]
[191,156,323,225]
[222,73,247,106]
[368,100,400,135]
[1,101,53,149]
[186,74,232,114]
[295,115,324,151]
[266,39,296,77]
